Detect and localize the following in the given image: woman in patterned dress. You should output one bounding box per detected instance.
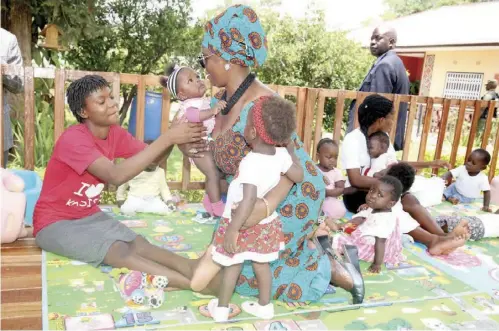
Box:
[175,5,364,303]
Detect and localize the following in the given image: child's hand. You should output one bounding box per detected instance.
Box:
[223,228,239,254]
[368,263,382,274]
[482,206,492,213]
[212,100,227,115]
[357,204,369,212]
[432,160,451,169]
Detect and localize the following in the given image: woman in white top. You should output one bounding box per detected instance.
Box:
[342,95,468,255]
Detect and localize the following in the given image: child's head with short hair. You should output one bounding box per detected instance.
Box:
[316,138,339,171]
[465,148,491,174]
[366,175,403,210]
[368,131,390,158]
[160,64,206,101]
[244,96,296,147]
[386,162,416,193]
[67,75,118,125]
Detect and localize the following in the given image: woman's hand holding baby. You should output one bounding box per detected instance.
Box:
[172,114,209,158]
[211,100,227,116]
[167,122,207,144]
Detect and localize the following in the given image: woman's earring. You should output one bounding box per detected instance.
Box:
[224,63,231,71]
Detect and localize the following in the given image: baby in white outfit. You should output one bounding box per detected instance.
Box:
[365,131,397,177]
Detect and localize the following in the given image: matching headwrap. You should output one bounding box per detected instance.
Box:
[202,5,268,68]
[252,96,276,145]
[165,65,186,98]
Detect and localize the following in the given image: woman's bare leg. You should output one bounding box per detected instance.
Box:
[402,193,446,235]
[191,245,222,292]
[408,227,468,255]
[328,255,353,291]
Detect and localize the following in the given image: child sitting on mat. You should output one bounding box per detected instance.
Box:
[442,148,492,211]
[160,64,227,217]
[316,138,346,220]
[329,176,405,273]
[191,96,304,322]
[33,75,204,291]
[365,131,398,177]
[116,140,174,215]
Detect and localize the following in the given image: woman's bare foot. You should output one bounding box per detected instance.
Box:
[428,234,467,256]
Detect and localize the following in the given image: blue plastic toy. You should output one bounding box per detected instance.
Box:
[10,169,42,226]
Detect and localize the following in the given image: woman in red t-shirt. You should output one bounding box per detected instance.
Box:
[33,75,205,290]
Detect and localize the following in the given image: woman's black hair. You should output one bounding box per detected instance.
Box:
[357,94,394,142]
[386,162,416,193]
[67,75,109,123]
[316,138,338,153]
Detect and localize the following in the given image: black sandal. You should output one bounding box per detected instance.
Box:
[325,247,365,304]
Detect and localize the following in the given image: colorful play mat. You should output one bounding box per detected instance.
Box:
[42,202,499,330]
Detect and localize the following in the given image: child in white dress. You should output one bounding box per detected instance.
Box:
[316,138,346,220]
[191,96,303,322]
[365,131,398,177]
[442,148,491,211]
[160,64,227,217]
[117,142,174,215]
[332,176,405,273]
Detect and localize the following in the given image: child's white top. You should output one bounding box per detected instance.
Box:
[450,165,490,198]
[366,152,398,177]
[116,167,171,202]
[341,129,396,187]
[178,97,216,134]
[223,148,293,224]
[353,208,397,239]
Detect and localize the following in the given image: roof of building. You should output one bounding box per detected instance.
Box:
[347,2,499,50]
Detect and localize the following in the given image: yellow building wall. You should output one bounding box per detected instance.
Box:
[427,50,499,97]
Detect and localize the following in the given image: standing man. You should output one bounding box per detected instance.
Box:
[475,79,498,146]
[347,25,409,151]
[1,28,24,167]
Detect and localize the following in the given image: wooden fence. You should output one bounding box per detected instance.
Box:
[1,65,498,189]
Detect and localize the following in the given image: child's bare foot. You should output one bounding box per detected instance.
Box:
[447,197,459,205]
[428,235,467,256]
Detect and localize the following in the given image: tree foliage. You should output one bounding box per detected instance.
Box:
[383,0,493,18]
[256,10,372,133]
[62,0,201,121]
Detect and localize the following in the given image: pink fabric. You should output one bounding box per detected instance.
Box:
[177,97,215,134]
[202,194,213,215]
[321,168,344,189]
[333,217,405,265]
[322,197,346,220]
[211,200,225,217]
[319,167,346,219]
[185,107,201,122]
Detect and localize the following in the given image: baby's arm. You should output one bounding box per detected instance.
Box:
[224,184,257,253]
[368,237,387,273]
[326,180,345,197]
[483,190,492,212]
[441,171,453,186]
[186,101,227,122]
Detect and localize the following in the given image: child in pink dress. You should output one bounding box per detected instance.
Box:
[191,96,304,322]
[316,138,346,220]
[160,64,227,217]
[332,176,405,273]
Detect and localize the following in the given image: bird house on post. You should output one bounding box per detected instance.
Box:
[40,24,64,50]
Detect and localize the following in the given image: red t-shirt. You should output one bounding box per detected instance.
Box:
[33,124,147,236]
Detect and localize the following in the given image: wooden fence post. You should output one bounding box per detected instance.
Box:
[53,69,66,143]
[24,66,35,170]
[402,96,418,161]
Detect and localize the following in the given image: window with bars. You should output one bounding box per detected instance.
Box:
[443,72,484,99]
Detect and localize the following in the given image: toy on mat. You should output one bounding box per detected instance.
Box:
[9,169,42,226]
[112,269,169,309]
[1,168,28,244]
